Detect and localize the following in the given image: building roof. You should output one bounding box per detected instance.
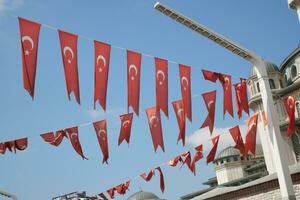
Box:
[127,190,162,200]
[249,61,279,77]
[190,163,300,200]
[280,44,300,71]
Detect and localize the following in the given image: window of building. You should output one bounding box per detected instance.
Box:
[269,79,276,89]
[291,65,297,79]
[296,102,300,117]
[256,82,260,93]
[234,157,238,161]
[241,156,244,161]
[226,158,230,163]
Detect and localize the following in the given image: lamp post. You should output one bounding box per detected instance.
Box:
[154,2,295,199]
[288,0,300,22]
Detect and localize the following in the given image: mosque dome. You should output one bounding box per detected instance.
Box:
[127,190,161,200]
[250,61,279,77]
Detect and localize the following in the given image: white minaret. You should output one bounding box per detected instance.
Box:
[288,0,300,22]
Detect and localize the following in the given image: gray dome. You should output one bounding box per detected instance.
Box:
[215,144,264,161]
[127,191,161,200]
[250,61,279,77]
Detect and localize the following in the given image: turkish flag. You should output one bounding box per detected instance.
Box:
[98,193,108,200]
[127,50,142,116]
[172,100,186,146]
[191,144,203,175]
[229,126,245,156]
[18,17,41,99]
[206,135,220,164]
[93,120,109,164]
[261,111,267,128]
[0,143,6,155]
[181,151,193,173]
[58,30,80,104]
[40,130,67,146]
[156,167,165,193]
[118,113,133,146]
[145,107,165,152]
[284,96,296,137]
[218,74,233,118]
[115,181,130,195]
[202,69,218,83]
[245,113,258,156]
[13,138,28,152]
[107,188,115,199]
[65,127,87,159]
[179,64,192,122]
[234,79,249,118]
[201,90,217,134]
[4,141,14,152]
[155,57,168,117]
[140,169,155,181]
[168,155,183,167]
[94,40,111,111]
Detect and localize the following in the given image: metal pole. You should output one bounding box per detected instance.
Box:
[154,2,295,199]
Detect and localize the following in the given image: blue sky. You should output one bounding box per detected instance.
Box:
[0,0,299,199]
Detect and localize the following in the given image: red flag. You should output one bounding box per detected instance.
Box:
[127,50,142,116]
[93,120,109,164]
[179,64,192,122]
[172,100,186,146]
[202,69,218,83]
[107,188,115,199]
[115,181,130,195]
[261,111,267,128]
[155,57,168,117]
[156,167,165,193]
[201,90,217,134]
[66,127,87,159]
[118,113,133,146]
[229,126,245,156]
[58,30,80,104]
[145,107,165,152]
[181,151,193,172]
[13,138,28,152]
[4,141,14,152]
[284,96,296,137]
[0,143,6,155]
[168,155,183,167]
[218,74,233,118]
[245,113,258,156]
[206,135,220,164]
[18,17,41,99]
[94,41,111,111]
[40,130,67,146]
[140,169,155,181]
[234,79,249,118]
[98,193,108,200]
[191,144,203,175]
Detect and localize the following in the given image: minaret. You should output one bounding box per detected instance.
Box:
[288,0,300,22]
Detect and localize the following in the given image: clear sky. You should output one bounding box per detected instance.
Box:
[0,0,299,200]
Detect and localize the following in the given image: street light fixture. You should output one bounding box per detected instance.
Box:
[154,2,295,199]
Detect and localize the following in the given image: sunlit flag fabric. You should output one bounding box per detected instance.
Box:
[118,112,134,146]
[191,144,203,175]
[40,130,67,146]
[98,193,108,200]
[0,143,6,155]
[58,30,81,104]
[66,127,87,160]
[218,73,234,118]
[234,78,249,118]
[155,57,168,117]
[140,167,165,193]
[168,155,183,167]
[181,151,193,173]
[245,113,259,156]
[94,40,111,111]
[93,120,109,164]
[115,181,130,195]
[179,64,192,122]
[107,188,115,199]
[229,126,245,156]
[202,69,218,83]
[145,107,165,152]
[172,100,186,146]
[201,90,217,134]
[18,17,41,99]
[284,96,296,137]
[206,135,220,164]
[127,50,142,116]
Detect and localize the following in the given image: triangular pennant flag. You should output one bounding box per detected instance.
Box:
[40,130,67,147]
[172,100,186,146]
[284,96,296,137]
[206,135,220,164]
[202,69,218,83]
[201,90,217,134]
[229,126,245,156]
[66,127,88,159]
[140,169,155,181]
[156,167,165,193]
[107,188,115,199]
[18,17,41,99]
[118,113,134,146]
[234,78,249,118]
[94,40,111,111]
[191,144,203,175]
[179,64,192,122]
[218,73,233,118]
[93,120,109,164]
[98,193,108,200]
[127,49,142,116]
[58,30,80,104]
[245,113,259,156]
[13,137,28,152]
[168,155,183,167]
